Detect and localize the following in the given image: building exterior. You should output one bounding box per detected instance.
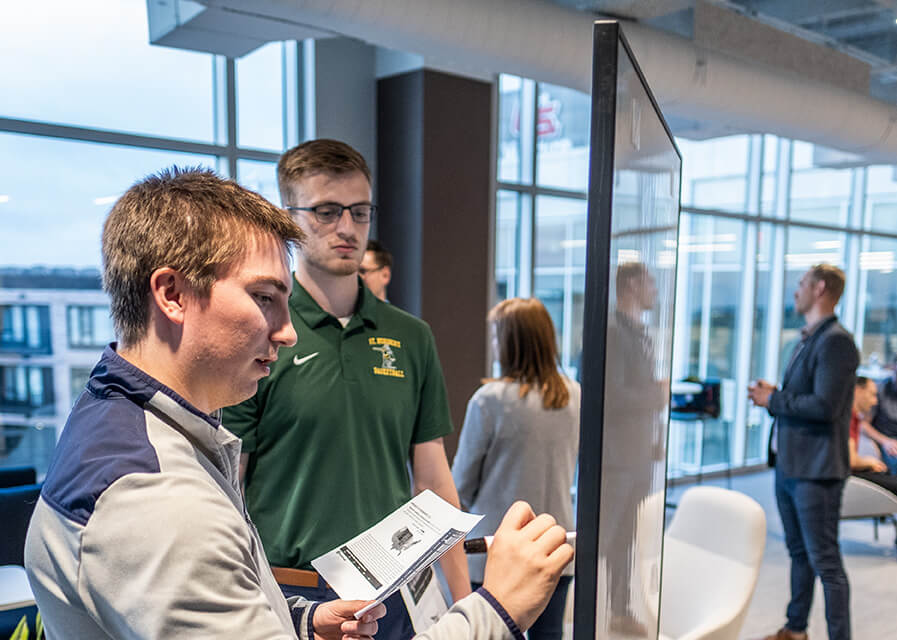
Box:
[0,268,111,476]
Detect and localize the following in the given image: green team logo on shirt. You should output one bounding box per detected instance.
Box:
[370,337,405,378]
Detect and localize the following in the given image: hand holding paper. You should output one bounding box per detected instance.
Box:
[312,490,483,620]
[312,600,385,640]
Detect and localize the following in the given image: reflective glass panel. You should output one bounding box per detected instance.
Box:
[579,36,681,639]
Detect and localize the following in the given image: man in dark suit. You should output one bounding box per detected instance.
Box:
[749,264,859,640]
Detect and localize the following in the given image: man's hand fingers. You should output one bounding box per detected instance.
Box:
[532,523,567,554]
[496,501,536,533]
[546,540,576,571]
[340,618,378,638]
[519,513,558,542]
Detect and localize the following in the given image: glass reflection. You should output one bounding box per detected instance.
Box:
[587,39,680,639]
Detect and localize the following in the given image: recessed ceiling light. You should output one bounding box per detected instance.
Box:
[0,195,9,203]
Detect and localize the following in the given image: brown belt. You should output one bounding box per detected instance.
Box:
[270,566,325,588]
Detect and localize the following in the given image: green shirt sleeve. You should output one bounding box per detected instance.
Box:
[222,393,261,453]
[411,327,454,444]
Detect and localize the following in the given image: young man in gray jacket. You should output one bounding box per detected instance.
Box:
[24,168,573,640]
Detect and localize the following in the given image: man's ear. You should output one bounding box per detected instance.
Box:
[382,266,392,286]
[813,277,828,300]
[148,267,189,326]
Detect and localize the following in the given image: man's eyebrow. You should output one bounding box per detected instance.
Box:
[249,277,289,293]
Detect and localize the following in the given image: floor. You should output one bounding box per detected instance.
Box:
[559,469,897,639]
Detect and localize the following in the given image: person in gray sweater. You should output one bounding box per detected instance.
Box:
[453,297,580,640]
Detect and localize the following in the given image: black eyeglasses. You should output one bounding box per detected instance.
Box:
[359,264,385,276]
[285,202,376,224]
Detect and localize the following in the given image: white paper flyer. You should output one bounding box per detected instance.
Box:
[311,490,482,619]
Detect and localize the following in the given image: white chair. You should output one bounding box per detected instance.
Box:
[840,476,897,552]
[658,486,766,640]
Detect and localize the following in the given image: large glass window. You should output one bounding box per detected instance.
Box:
[535,83,590,192]
[534,196,587,374]
[0,423,57,477]
[0,366,54,414]
[497,76,534,185]
[0,132,219,268]
[497,72,897,477]
[237,42,288,151]
[1,0,218,142]
[237,160,280,207]
[495,191,530,302]
[857,235,897,364]
[679,136,750,213]
[0,305,51,354]
[68,306,114,348]
[2,0,299,479]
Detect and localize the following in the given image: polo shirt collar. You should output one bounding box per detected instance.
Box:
[290,275,379,329]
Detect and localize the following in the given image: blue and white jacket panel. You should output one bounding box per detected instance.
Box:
[25,345,314,639]
[26,345,524,640]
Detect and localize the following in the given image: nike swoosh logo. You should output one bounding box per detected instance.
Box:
[293,352,319,366]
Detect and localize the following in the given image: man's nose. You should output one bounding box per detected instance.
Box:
[335,209,359,235]
[273,312,297,348]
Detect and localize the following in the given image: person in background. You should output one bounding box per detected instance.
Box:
[360,239,392,302]
[452,297,580,640]
[223,139,469,639]
[865,362,897,474]
[850,376,897,496]
[749,263,859,640]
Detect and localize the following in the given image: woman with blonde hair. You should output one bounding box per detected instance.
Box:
[452,297,580,640]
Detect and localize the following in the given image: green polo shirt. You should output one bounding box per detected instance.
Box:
[222,278,453,569]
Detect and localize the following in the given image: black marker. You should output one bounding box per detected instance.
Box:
[463,532,576,554]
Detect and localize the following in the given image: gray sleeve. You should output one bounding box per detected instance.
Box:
[414,589,524,640]
[80,473,298,639]
[451,390,493,510]
[768,332,860,425]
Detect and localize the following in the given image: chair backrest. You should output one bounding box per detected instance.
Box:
[0,484,42,566]
[0,467,37,489]
[660,486,767,640]
[841,476,897,519]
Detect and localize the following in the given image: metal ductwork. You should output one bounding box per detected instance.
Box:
[195,0,897,162]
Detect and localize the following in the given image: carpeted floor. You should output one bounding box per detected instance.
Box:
[669,470,896,640]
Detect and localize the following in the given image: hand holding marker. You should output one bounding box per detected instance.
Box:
[464,531,577,554]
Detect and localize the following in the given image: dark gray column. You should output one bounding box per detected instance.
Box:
[377,69,492,460]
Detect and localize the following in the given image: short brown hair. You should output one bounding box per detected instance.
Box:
[366,239,393,269]
[488,298,570,410]
[102,167,304,347]
[809,263,846,302]
[615,261,648,297]
[277,139,371,203]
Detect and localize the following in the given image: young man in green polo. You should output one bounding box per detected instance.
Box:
[223,139,470,640]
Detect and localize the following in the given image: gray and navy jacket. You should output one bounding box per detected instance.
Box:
[25,345,524,640]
